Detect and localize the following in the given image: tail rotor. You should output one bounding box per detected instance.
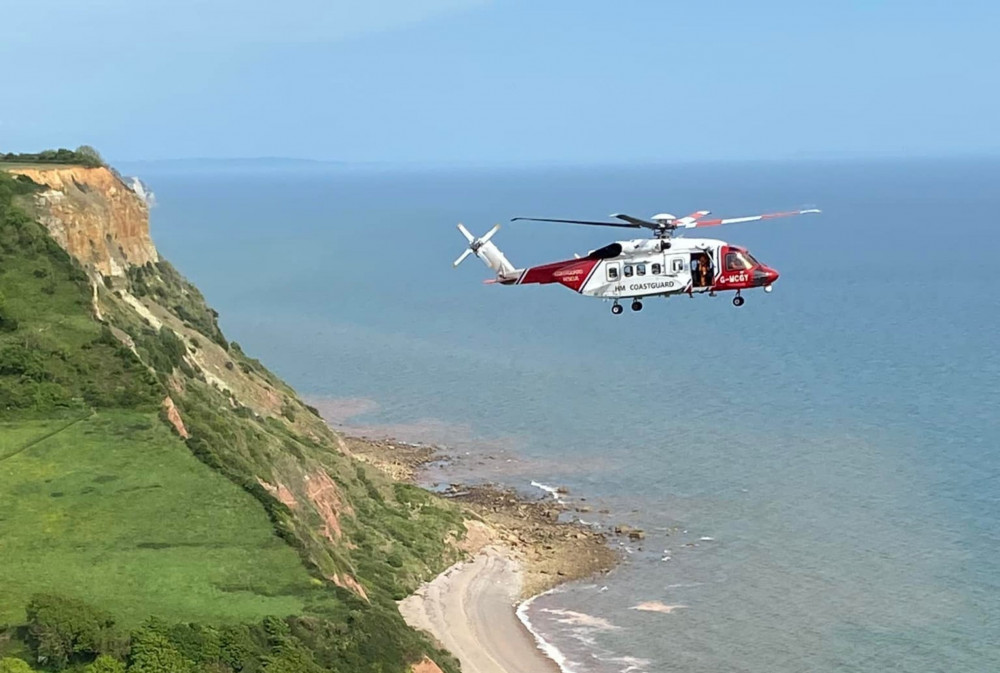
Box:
[453,223,501,267]
[452,223,517,277]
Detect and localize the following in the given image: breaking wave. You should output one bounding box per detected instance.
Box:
[531,480,566,504]
[516,591,578,673]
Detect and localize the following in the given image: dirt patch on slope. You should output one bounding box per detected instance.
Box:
[304,469,350,541]
[161,396,189,439]
[409,657,445,673]
[257,478,299,509]
[329,573,370,602]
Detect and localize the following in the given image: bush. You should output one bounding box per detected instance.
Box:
[83,655,126,673]
[0,344,48,379]
[0,310,19,332]
[25,594,125,670]
[75,146,104,168]
[0,658,35,673]
[158,327,187,368]
[128,628,194,673]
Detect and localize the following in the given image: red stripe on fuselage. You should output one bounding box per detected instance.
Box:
[518,258,599,292]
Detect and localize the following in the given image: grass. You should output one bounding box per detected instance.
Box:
[0,169,464,672]
[0,176,161,413]
[0,410,343,627]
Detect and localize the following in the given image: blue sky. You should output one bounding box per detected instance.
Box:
[1,0,998,164]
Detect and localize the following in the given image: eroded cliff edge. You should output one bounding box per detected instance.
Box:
[0,164,461,673]
[9,166,157,277]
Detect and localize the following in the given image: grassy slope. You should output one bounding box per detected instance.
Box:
[0,171,463,673]
[0,172,332,625]
[108,254,467,606]
[0,411,332,626]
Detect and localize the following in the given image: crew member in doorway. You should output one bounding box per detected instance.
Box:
[694,254,712,287]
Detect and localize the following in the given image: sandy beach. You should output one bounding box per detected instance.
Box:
[341,432,619,673]
[399,546,561,673]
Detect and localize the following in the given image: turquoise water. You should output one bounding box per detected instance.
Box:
[127,159,1000,672]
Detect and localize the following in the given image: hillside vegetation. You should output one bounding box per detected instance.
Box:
[0,147,104,169]
[0,169,464,673]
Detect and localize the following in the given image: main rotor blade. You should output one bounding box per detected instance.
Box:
[680,208,821,229]
[510,216,641,229]
[610,213,660,228]
[675,210,711,226]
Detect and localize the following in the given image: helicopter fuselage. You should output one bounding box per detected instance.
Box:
[504,237,779,302]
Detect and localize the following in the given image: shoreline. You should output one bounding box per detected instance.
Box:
[339,431,623,673]
[399,546,564,673]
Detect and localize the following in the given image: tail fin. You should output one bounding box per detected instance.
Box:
[453,223,517,278]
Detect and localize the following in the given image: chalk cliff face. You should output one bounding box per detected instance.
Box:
[10,166,157,277]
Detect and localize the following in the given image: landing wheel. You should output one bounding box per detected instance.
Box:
[732,294,745,307]
[611,303,624,315]
[631,300,643,312]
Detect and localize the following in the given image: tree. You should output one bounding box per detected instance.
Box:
[24,594,124,670]
[217,624,262,673]
[75,146,104,167]
[0,658,34,673]
[128,629,194,673]
[83,655,125,673]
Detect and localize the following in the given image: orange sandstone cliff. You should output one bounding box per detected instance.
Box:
[9,165,157,277]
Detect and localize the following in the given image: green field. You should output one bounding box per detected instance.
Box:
[0,410,334,626]
[0,169,462,673]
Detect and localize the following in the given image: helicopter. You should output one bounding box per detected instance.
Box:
[453,207,820,313]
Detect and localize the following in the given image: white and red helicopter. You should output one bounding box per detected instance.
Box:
[453,207,820,313]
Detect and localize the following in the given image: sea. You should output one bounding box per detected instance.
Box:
[121,157,1000,673]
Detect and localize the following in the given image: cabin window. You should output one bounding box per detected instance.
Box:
[651,263,662,275]
[636,263,646,276]
[671,258,684,273]
[725,250,755,271]
[623,265,633,277]
[607,264,619,281]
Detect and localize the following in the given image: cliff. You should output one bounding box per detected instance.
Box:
[8,165,157,277]
[0,166,463,673]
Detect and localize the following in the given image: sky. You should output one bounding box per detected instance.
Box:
[1,0,998,165]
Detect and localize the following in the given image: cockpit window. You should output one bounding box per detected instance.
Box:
[725,250,756,271]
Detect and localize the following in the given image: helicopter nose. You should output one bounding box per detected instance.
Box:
[753,266,779,286]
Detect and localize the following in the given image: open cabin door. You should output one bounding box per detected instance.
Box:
[689,249,715,289]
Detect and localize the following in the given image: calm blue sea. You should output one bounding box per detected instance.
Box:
[124,158,1000,673]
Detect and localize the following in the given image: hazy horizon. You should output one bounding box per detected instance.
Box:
[111,150,1000,169]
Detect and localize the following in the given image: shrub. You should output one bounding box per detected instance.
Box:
[128,628,194,673]
[0,658,34,673]
[25,594,125,670]
[0,309,18,332]
[83,655,125,673]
